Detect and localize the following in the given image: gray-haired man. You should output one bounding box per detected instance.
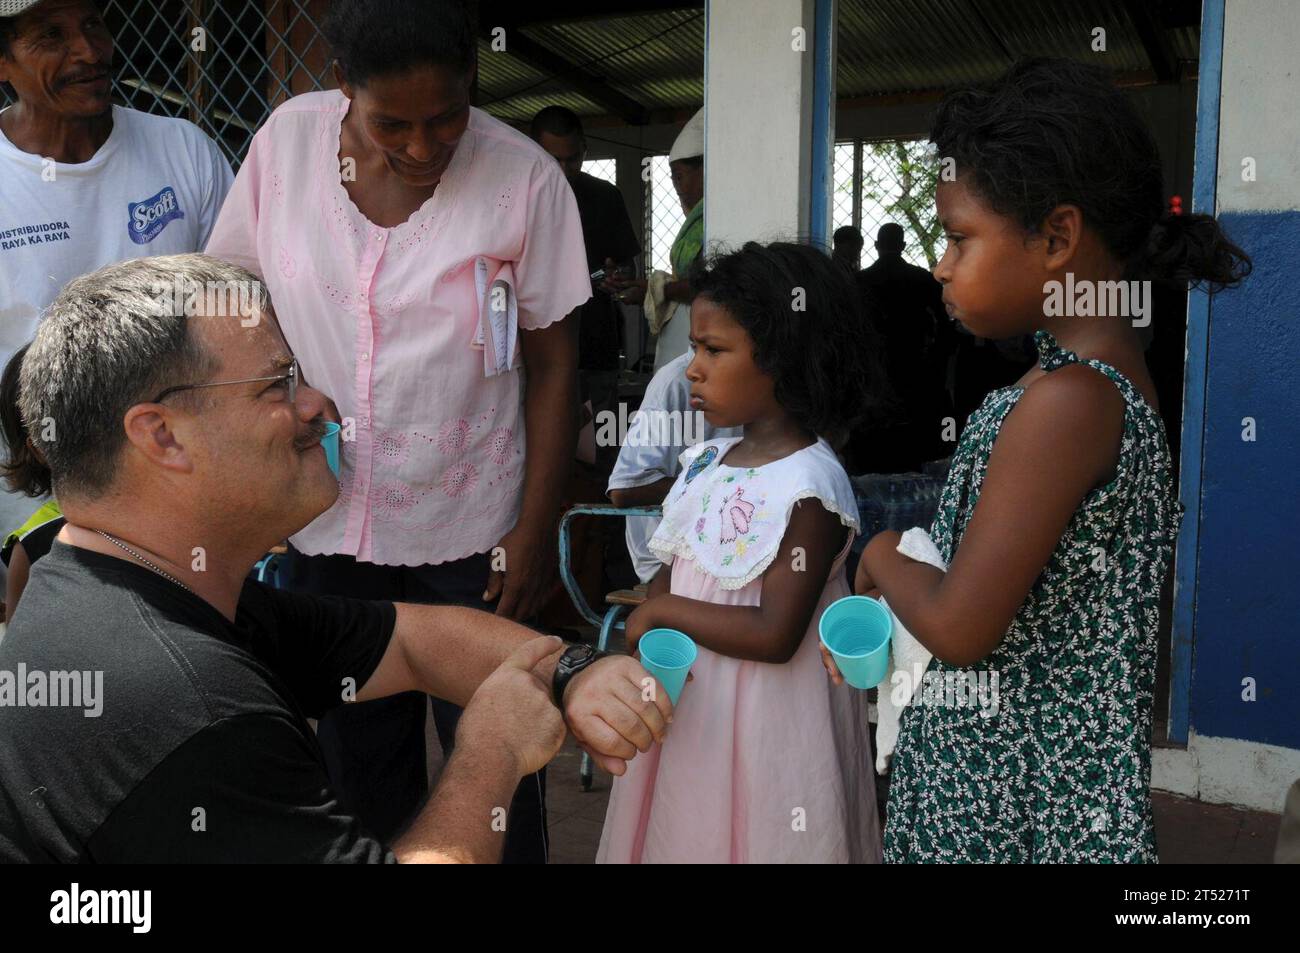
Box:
[0,254,671,863]
[0,0,234,570]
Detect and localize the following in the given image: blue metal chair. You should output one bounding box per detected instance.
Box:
[557,503,662,790]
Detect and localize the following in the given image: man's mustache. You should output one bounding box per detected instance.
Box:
[294,417,330,452]
[58,65,111,89]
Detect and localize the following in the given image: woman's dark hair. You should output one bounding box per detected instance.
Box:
[1,344,51,498]
[688,241,892,444]
[322,0,477,88]
[931,57,1251,290]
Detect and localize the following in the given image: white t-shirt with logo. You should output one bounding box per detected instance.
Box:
[0,104,233,539]
[0,104,233,352]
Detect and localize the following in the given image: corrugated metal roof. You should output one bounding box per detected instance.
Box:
[477,0,1199,124]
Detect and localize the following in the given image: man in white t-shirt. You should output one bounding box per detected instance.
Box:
[0,0,233,549]
[607,351,740,581]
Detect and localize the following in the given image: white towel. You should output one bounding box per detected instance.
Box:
[643,269,676,336]
[874,527,948,774]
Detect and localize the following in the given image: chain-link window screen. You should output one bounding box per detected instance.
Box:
[858,139,941,269]
[1,0,333,170]
[581,158,616,186]
[832,141,856,234]
[645,154,685,274]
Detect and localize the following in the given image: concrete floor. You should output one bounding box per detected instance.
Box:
[424,688,1282,863]
[540,734,1283,864]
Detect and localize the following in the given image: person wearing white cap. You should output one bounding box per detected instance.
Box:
[0,0,233,584]
[606,106,704,372]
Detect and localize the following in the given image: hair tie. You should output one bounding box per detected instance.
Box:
[1168,194,1183,216]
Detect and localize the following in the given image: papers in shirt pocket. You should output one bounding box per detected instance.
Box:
[471,256,519,377]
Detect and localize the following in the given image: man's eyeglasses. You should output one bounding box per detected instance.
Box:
[152,357,298,404]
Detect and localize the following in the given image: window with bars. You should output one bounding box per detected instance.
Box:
[831,138,942,270]
[644,154,686,274]
[1,0,334,170]
[581,158,617,185]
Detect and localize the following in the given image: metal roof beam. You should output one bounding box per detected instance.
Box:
[485,1,702,26]
[483,25,652,125]
[1125,0,1179,82]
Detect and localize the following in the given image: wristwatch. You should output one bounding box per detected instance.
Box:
[552,643,608,709]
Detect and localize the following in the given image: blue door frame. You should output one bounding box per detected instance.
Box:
[809,0,836,243]
[1169,0,1225,745]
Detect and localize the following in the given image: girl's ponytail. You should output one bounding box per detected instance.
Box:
[1141,209,1253,292]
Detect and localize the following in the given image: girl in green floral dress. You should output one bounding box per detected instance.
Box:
[825,59,1251,862]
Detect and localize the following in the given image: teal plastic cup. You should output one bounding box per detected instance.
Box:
[637,628,697,705]
[818,596,892,689]
[321,422,341,478]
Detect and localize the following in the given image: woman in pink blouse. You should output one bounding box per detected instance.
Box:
[206,0,591,861]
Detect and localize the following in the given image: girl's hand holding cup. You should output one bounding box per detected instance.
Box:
[622,599,656,657]
[819,642,845,687]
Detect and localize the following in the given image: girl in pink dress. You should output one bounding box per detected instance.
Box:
[597,241,891,863]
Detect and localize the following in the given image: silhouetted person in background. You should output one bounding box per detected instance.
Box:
[530,105,640,433]
[833,225,864,272]
[846,223,952,473]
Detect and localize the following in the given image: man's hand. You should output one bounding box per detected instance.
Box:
[561,654,673,777]
[600,257,645,299]
[484,519,555,621]
[456,635,567,777]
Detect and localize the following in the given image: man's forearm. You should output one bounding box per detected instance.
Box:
[391,744,521,863]
[392,604,563,707]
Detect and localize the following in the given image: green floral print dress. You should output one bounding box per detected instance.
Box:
[883,331,1182,863]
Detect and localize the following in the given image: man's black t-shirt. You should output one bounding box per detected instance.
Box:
[0,540,398,862]
[568,170,641,371]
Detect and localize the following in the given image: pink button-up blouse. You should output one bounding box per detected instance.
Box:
[207,90,590,566]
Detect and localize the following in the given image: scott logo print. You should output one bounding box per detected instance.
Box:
[127,187,185,244]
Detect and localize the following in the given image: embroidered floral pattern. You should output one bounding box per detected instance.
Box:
[278,247,296,279]
[320,274,355,310]
[650,438,858,590]
[376,292,411,316]
[327,193,362,242]
[441,460,479,498]
[435,418,472,456]
[686,445,718,483]
[373,480,420,521]
[883,331,1183,864]
[375,431,411,467]
[395,213,440,254]
[485,426,515,466]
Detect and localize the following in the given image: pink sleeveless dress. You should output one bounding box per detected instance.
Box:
[596,437,882,863]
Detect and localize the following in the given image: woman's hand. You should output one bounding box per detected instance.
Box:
[484,519,556,621]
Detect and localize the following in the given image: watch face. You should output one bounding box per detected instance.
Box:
[566,645,596,667]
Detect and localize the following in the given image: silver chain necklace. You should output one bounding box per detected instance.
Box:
[95,530,193,594]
